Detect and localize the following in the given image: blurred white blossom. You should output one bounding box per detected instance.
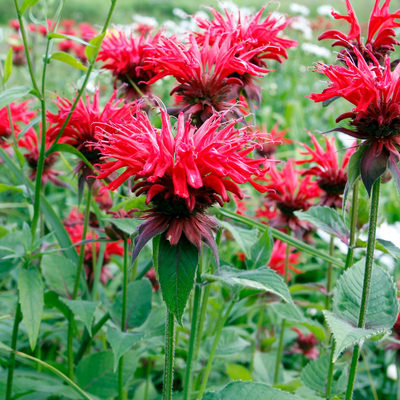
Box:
[173,8,188,19]
[301,43,331,59]
[387,364,398,381]
[132,14,158,28]
[290,16,313,40]
[317,5,338,18]
[289,3,310,16]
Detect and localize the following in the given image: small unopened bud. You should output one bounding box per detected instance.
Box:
[387,364,398,381]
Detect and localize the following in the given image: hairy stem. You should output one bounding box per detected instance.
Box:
[6,302,22,400]
[325,235,335,311]
[183,251,202,400]
[197,299,235,399]
[163,311,175,400]
[118,239,129,400]
[344,180,360,271]
[345,178,381,400]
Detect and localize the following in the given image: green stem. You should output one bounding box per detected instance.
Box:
[30,38,50,238]
[325,340,335,398]
[344,180,360,270]
[118,239,129,400]
[47,0,119,153]
[325,235,335,311]
[163,311,175,400]
[6,302,22,400]
[144,359,151,400]
[74,312,110,365]
[361,349,378,400]
[213,208,345,268]
[72,189,92,299]
[345,178,381,400]
[197,299,235,399]
[195,283,211,360]
[274,239,290,384]
[67,311,74,380]
[183,251,203,400]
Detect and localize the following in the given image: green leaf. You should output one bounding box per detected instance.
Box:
[110,280,152,330]
[20,0,40,14]
[3,48,13,83]
[157,232,199,324]
[61,299,101,336]
[294,206,349,243]
[41,254,83,299]
[103,218,141,236]
[17,115,41,139]
[201,381,303,399]
[18,267,44,350]
[14,146,25,168]
[248,227,273,269]
[46,143,92,168]
[220,220,259,259]
[226,363,252,381]
[271,303,325,341]
[47,32,92,46]
[106,327,145,371]
[376,238,400,259]
[50,52,88,71]
[343,145,367,212]
[0,86,32,109]
[333,259,398,330]
[85,32,106,64]
[76,350,138,398]
[203,266,297,309]
[301,354,347,395]
[324,259,398,361]
[0,184,23,194]
[44,291,71,319]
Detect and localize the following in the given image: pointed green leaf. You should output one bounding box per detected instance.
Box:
[44,291,71,319]
[76,350,138,398]
[110,280,152,330]
[220,220,259,259]
[47,32,92,46]
[301,354,347,395]
[333,259,398,330]
[17,115,41,139]
[0,86,32,109]
[271,303,325,341]
[157,232,199,324]
[61,299,101,336]
[376,238,400,260]
[20,0,40,14]
[203,266,297,309]
[294,206,349,243]
[85,32,106,64]
[41,254,84,299]
[248,227,273,269]
[3,48,13,83]
[14,146,25,168]
[201,381,303,399]
[50,52,88,71]
[342,145,367,211]
[106,327,145,371]
[18,267,44,350]
[226,363,252,381]
[46,143,92,168]
[0,184,23,194]
[103,218,141,236]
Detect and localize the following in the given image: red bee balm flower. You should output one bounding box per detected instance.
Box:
[309,52,400,194]
[18,130,66,187]
[0,101,36,148]
[257,160,321,239]
[291,328,320,360]
[46,90,140,183]
[319,0,400,65]
[97,29,162,100]
[268,240,301,278]
[297,133,355,208]
[194,6,297,104]
[95,109,271,263]
[256,122,292,159]
[142,34,271,125]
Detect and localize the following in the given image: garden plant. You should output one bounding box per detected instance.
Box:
[1,0,400,399]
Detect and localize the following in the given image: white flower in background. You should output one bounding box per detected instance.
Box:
[301,43,331,60]
[290,16,313,40]
[132,14,158,28]
[173,8,188,19]
[217,1,252,18]
[195,10,209,21]
[289,3,310,16]
[317,5,338,18]
[387,364,398,381]
[377,222,400,248]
